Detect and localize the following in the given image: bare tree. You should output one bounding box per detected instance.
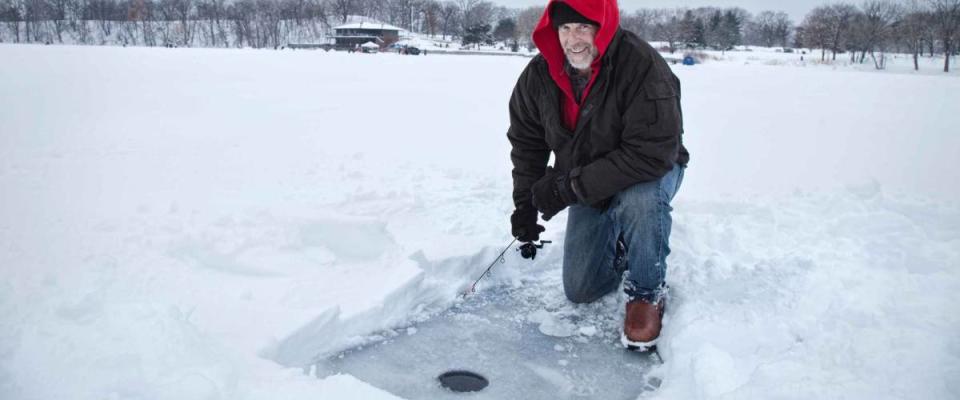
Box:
[929,0,960,71]
[854,1,903,68]
[329,0,354,23]
[69,0,92,44]
[308,0,328,32]
[1,0,24,42]
[898,1,931,69]
[252,0,280,47]
[514,5,539,49]
[748,10,793,47]
[282,0,326,41]
[196,0,226,46]
[622,8,658,40]
[227,0,255,47]
[420,0,439,36]
[389,0,419,30]
[45,0,70,42]
[459,0,491,35]
[24,0,52,42]
[826,3,859,60]
[162,0,193,45]
[651,8,690,53]
[118,0,140,44]
[437,0,457,39]
[847,9,870,61]
[379,0,401,27]
[453,0,473,34]
[358,0,383,22]
[801,6,833,60]
[773,12,794,46]
[88,0,121,43]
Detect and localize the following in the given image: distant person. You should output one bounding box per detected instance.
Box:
[507,0,688,352]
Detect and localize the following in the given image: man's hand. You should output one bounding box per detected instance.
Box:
[511,206,545,242]
[531,167,578,221]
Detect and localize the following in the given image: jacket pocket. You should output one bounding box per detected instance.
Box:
[644,79,677,100]
[642,79,679,127]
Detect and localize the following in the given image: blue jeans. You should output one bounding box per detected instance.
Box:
[562,164,684,304]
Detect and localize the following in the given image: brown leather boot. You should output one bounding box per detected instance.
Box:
[621,299,665,351]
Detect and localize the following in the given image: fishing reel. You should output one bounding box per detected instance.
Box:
[519,240,551,260]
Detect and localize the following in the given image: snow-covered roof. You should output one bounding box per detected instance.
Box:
[360,41,379,48]
[334,22,403,32]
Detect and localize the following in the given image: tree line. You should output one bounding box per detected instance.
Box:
[1,0,957,71]
[796,1,960,71]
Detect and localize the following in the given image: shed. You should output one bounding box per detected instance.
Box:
[360,41,380,53]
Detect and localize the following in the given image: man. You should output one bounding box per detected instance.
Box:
[507,0,689,351]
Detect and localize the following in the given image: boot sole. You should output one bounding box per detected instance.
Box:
[621,331,658,352]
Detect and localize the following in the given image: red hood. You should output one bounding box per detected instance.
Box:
[532,0,620,87]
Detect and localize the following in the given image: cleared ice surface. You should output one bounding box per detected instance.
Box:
[315,281,661,399]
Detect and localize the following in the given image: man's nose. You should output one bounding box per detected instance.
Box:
[572,29,591,40]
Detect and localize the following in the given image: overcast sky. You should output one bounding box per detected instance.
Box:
[495,0,834,22]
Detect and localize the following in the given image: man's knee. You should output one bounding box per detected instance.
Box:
[564,286,603,304]
[615,181,662,210]
[563,273,617,304]
[611,182,672,229]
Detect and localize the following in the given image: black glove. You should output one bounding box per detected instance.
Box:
[531,167,578,221]
[511,206,545,242]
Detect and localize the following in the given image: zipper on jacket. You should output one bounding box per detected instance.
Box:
[573,66,610,135]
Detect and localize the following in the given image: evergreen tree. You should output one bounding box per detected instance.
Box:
[492,17,516,44]
[719,9,742,51]
[692,16,706,47]
[462,22,492,46]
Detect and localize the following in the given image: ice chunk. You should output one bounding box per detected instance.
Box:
[578,325,598,337]
[527,309,577,338]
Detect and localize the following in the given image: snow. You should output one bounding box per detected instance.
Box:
[334,22,405,32]
[1,43,959,400]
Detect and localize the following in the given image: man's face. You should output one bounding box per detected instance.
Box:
[558,22,598,71]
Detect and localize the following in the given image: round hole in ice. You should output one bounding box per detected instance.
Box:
[437,370,489,392]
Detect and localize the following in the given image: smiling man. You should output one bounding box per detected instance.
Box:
[507,0,689,351]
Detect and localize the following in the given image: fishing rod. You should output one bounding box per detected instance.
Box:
[461,238,552,297]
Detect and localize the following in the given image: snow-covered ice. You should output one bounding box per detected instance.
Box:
[1,43,958,399]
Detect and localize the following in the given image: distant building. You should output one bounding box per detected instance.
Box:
[332,22,403,50]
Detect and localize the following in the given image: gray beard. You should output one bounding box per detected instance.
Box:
[567,56,592,71]
[565,48,596,71]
